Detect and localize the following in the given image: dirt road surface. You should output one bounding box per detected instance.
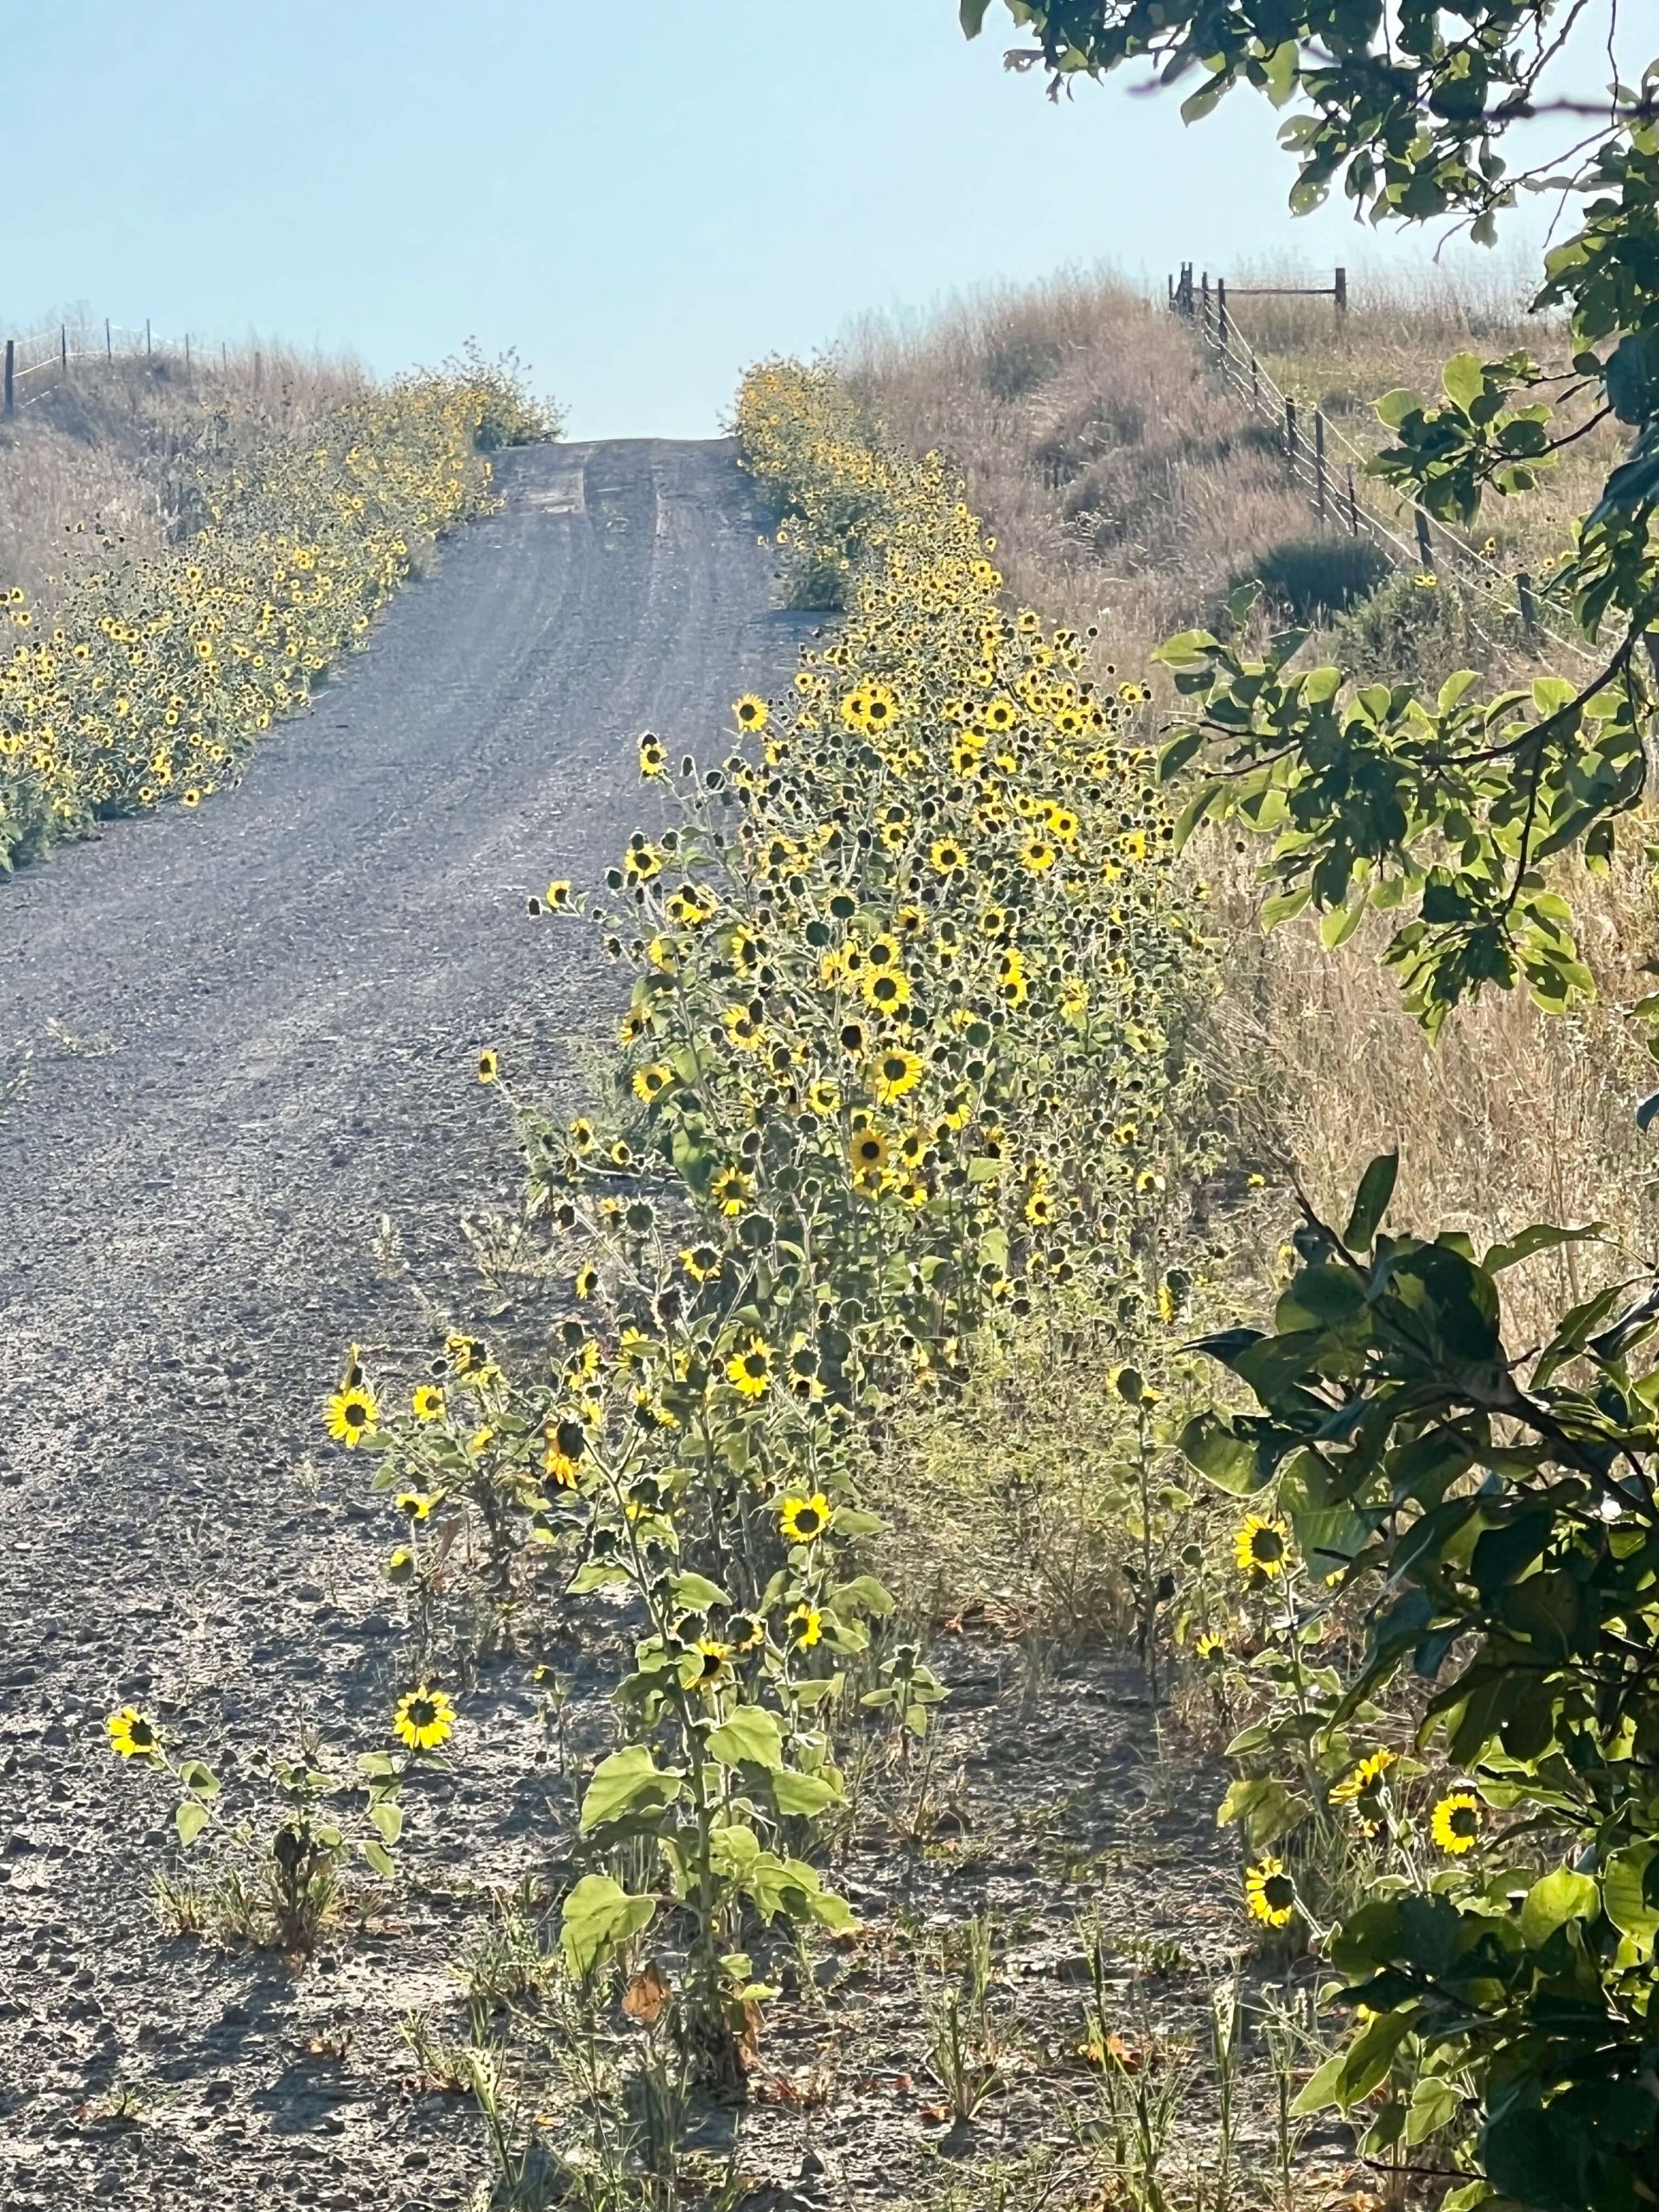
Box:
[0,438,807,2211]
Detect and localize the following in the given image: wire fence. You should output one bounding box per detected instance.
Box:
[3,317,267,418]
[1169,261,1598,671]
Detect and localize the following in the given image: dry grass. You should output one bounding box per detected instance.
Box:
[0,331,365,607]
[853,264,1659,1318]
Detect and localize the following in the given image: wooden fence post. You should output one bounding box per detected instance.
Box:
[60,325,67,370]
[1285,397,1299,464]
[1314,410,1327,519]
[3,340,13,419]
[1346,464,1359,536]
[145,318,152,358]
[1415,509,1433,569]
[1334,265,1348,318]
[1200,271,1211,337]
[105,317,112,360]
[1250,353,1259,408]
[1217,277,1229,353]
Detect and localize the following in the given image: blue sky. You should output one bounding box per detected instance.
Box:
[3,0,1580,438]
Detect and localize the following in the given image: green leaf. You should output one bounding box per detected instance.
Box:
[1442,352,1484,412]
[1344,1152,1398,1250]
[360,1838,396,1880]
[1216,1776,1309,1848]
[1604,1845,1659,1950]
[1180,1410,1276,1495]
[669,1572,728,1612]
[1481,1221,1604,1273]
[1518,1866,1599,1950]
[1605,328,1659,425]
[1336,2006,1416,2104]
[770,1767,843,1817]
[369,1800,404,1845]
[1156,727,1205,783]
[175,1800,210,1847]
[1375,388,1423,429]
[706,1707,785,1770]
[579,1745,683,1831]
[958,0,992,35]
[560,1872,657,1978]
[176,1759,220,1797]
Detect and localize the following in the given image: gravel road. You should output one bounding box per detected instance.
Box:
[0,438,809,2210]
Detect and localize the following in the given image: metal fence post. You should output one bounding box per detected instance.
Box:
[145,318,152,358]
[1346,464,1359,536]
[60,324,67,370]
[3,340,13,419]
[1517,570,1537,640]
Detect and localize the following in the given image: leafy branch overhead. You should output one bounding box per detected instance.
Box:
[967,0,1659,1033]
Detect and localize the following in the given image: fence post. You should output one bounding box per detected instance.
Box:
[1517,570,1537,640]
[105,317,112,360]
[1334,265,1348,318]
[1250,353,1259,408]
[1285,397,1299,464]
[3,340,12,420]
[1314,409,1327,519]
[1414,508,1433,570]
[185,334,191,372]
[60,324,67,370]
[1346,464,1359,537]
[145,318,151,358]
[253,349,262,394]
[1217,277,1229,353]
[1200,271,1211,338]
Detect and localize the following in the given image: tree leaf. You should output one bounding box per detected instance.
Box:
[1344,1151,1398,1250]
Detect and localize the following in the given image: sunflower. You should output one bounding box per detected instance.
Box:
[545,880,572,911]
[569,1118,596,1154]
[1331,1748,1396,1812]
[412,1383,445,1422]
[930,837,969,876]
[726,1610,766,1652]
[397,1488,446,1521]
[861,967,911,1014]
[790,1605,824,1649]
[575,1263,600,1300]
[1194,1632,1226,1664]
[805,1078,841,1117]
[734,693,769,732]
[779,1491,832,1544]
[727,1335,774,1399]
[873,1047,924,1103]
[1020,836,1057,874]
[722,1006,766,1052]
[106,1707,159,1759]
[686,1637,730,1689]
[1245,1859,1297,1928]
[638,733,667,778]
[394,1685,456,1753]
[477,1048,500,1085]
[849,1128,889,1178]
[681,1243,722,1282]
[632,1063,674,1104]
[1235,1515,1289,1579]
[326,1382,378,1447]
[1432,1792,1481,1854]
[711,1166,752,1216]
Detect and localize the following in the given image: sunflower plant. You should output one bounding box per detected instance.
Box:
[106,1692,452,1958]
[1184,1152,1659,2210]
[343,359,1209,2087]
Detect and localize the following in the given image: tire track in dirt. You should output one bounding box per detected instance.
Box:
[0,437,810,2211]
